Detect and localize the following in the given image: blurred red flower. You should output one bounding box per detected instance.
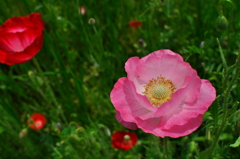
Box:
[0,13,44,65]
[111,131,138,151]
[28,113,47,131]
[129,20,142,29]
[78,6,86,15]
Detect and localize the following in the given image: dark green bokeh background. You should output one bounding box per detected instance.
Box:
[0,0,240,158]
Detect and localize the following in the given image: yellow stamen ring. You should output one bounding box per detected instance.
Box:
[143,76,176,107]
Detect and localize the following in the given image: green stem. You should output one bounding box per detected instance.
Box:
[152,136,161,158]
[167,0,170,17]
[206,51,240,158]
[217,38,228,76]
[139,7,151,17]
[164,137,170,159]
[228,109,240,121]
[33,58,68,125]
[51,145,63,158]
[92,25,104,53]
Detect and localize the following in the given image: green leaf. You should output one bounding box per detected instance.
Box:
[219,0,233,8]
[0,126,5,134]
[230,136,240,148]
[198,147,211,159]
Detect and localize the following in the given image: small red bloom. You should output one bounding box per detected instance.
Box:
[129,20,142,29]
[111,131,138,151]
[28,113,47,131]
[78,6,86,15]
[0,13,44,65]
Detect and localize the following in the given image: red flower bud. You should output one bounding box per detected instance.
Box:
[78,6,86,15]
[28,113,47,131]
[129,20,142,29]
[111,131,138,151]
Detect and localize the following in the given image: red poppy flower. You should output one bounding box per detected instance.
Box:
[129,20,142,29]
[28,113,47,131]
[0,13,44,65]
[111,131,138,151]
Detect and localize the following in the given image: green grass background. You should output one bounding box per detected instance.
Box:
[0,0,240,158]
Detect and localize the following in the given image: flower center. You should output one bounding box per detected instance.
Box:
[143,76,176,107]
[124,135,130,141]
[123,134,132,146]
[35,121,43,128]
[153,85,167,98]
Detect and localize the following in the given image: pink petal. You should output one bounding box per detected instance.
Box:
[135,79,216,137]
[156,79,215,130]
[141,49,184,62]
[125,56,146,94]
[110,77,157,123]
[182,79,216,110]
[139,75,199,120]
[115,111,138,130]
[135,117,161,133]
[136,114,203,138]
[181,75,201,103]
[158,107,201,130]
[160,114,203,138]
[125,50,185,95]
[136,54,197,90]
[148,81,188,118]
[110,77,138,123]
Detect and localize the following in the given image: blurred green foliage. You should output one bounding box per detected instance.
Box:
[0,0,240,158]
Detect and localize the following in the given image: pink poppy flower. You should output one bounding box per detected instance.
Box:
[28,113,47,131]
[111,131,138,151]
[0,13,44,65]
[129,20,142,29]
[110,49,216,138]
